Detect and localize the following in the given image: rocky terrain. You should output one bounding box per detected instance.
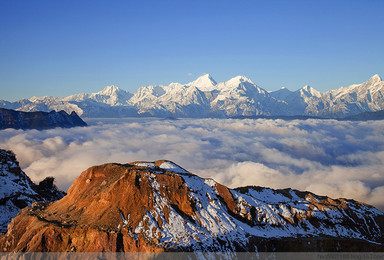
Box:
[0,149,65,234]
[0,74,383,118]
[1,160,383,252]
[0,108,87,130]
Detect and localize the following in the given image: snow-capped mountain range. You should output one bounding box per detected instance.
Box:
[1,74,383,118]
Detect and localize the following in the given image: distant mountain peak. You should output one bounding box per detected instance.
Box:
[223,76,255,88]
[300,85,321,98]
[270,87,293,100]
[232,75,252,82]
[369,74,382,83]
[278,86,292,92]
[98,85,122,96]
[1,74,384,118]
[188,74,217,90]
[199,73,215,81]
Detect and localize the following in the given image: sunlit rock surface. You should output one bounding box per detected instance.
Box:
[1,160,383,252]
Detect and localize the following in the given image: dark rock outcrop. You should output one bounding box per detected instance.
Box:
[342,109,384,121]
[0,149,65,234]
[0,160,383,252]
[0,108,87,130]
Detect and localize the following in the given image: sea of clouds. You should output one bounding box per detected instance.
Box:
[1,118,384,210]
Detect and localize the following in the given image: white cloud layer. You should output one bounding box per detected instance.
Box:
[1,118,384,211]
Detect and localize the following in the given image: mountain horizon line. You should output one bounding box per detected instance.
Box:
[18,73,384,100]
[1,73,383,119]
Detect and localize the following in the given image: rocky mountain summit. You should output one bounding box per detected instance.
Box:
[0,108,87,130]
[1,160,382,252]
[1,74,383,119]
[0,149,65,234]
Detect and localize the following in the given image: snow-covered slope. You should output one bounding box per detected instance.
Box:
[1,74,384,118]
[1,160,383,251]
[307,74,384,117]
[129,74,289,117]
[130,161,383,249]
[208,76,288,116]
[186,73,217,91]
[270,87,293,100]
[129,80,211,117]
[63,85,133,106]
[0,86,136,118]
[270,85,323,115]
[0,149,65,234]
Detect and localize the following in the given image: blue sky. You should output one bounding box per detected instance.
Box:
[1,0,383,101]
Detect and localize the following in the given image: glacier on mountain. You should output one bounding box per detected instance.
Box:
[1,74,383,118]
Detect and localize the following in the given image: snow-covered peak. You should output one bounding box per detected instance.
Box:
[97,85,122,96]
[29,96,57,102]
[187,74,217,91]
[330,74,384,100]
[167,82,185,90]
[4,73,384,119]
[158,161,189,174]
[229,75,253,84]
[83,85,133,106]
[216,76,255,91]
[368,74,382,83]
[299,85,322,98]
[270,87,293,100]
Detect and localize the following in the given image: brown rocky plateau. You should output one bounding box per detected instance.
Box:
[0,160,383,252]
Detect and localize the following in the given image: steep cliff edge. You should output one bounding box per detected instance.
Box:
[1,161,383,252]
[0,149,65,234]
[0,108,87,130]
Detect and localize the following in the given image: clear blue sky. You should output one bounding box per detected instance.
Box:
[1,0,383,101]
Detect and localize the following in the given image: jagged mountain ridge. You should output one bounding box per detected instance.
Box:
[0,149,65,234]
[0,108,87,130]
[1,74,383,118]
[310,74,384,117]
[1,160,383,252]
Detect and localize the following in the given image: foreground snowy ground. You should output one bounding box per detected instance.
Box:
[0,118,383,210]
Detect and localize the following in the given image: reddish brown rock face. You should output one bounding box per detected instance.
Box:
[1,163,196,252]
[1,161,383,252]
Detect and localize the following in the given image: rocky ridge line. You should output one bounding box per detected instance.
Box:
[0,149,65,234]
[1,160,383,252]
[0,108,87,130]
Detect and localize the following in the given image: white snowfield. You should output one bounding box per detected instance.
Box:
[130,162,383,250]
[158,161,189,174]
[134,162,156,168]
[1,74,383,118]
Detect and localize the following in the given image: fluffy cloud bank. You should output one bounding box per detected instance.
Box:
[1,118,384,210]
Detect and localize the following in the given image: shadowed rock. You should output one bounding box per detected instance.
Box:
[0,108,87,130]
[0,149,65,234]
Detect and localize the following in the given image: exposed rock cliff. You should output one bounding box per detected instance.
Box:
[0,149,65,234]
[0,160,383,252]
